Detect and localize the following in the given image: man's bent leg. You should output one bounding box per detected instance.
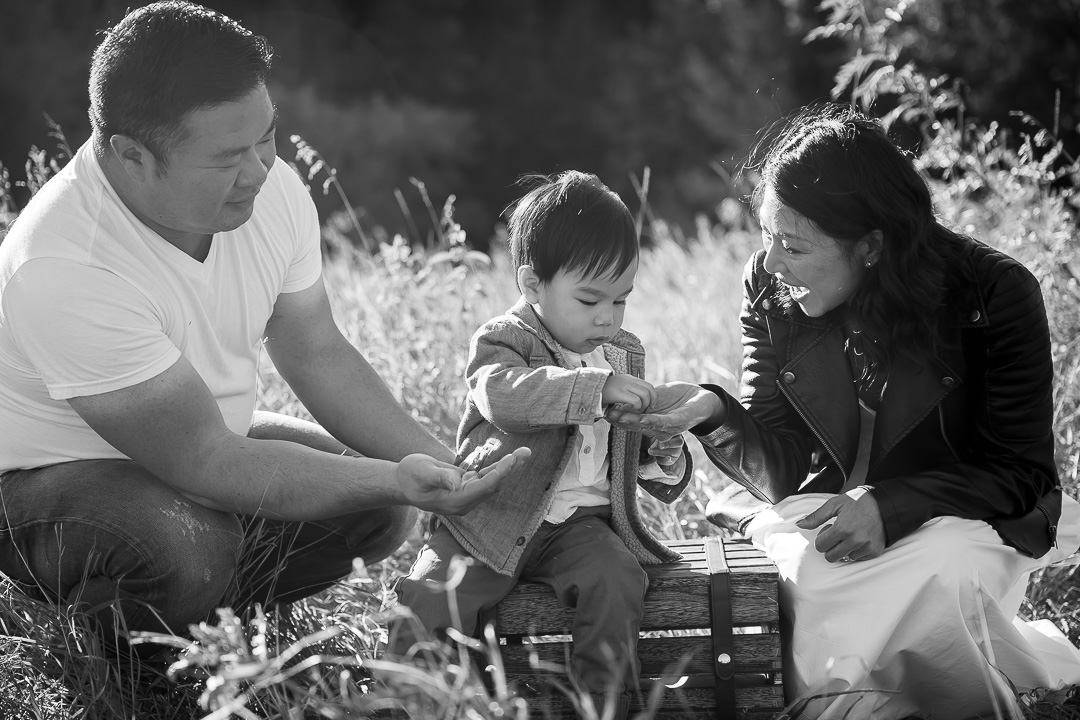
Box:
[232,411,418,608]
[229,506,416,607]
[0,460,243,636]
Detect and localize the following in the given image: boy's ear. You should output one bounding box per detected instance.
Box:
[517,265,542,303]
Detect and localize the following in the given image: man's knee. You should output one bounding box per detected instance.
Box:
[151,505,244,618]
[0,459,244,631]
[338,504,419,564]
[51,508,242,633]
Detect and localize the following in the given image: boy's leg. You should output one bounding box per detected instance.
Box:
[229,411,418,609]
[0,459,243,639]
[524,506,648,702]
[391,523,521,656]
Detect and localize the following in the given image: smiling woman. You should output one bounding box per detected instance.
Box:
[607,101,1080,718]
[756,185,876,318]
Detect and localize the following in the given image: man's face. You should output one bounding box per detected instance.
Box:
[139,84,277,242]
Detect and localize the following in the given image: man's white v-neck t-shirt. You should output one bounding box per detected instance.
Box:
[0,142,322,473]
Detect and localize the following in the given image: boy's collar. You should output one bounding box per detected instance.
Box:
[508,296,560,352]
[507,296,585,368]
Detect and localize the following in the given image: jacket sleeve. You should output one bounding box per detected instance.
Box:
[638,438,694,503]
[693,252,817,503]
[466,322,609,434]
[869,259,1058,546]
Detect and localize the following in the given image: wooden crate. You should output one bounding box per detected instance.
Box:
[485,537,784,719]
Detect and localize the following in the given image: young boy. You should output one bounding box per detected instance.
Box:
[393,171,692,718]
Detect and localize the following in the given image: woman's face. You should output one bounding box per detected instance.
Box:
[757,186,870,318]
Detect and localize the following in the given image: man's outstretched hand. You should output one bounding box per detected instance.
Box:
[396,447,531,515]
[607,381,722,440]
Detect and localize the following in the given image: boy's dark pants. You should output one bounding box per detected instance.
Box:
[393,505,648,696]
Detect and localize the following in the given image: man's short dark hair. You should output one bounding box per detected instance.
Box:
[507,171,638,284]
[89,0,274,169]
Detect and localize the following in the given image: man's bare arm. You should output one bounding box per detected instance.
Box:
[68,356,524,520]
[262,280,454,463]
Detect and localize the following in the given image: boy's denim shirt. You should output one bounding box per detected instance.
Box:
[438,297,693,576]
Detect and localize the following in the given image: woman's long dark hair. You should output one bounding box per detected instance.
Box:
[744,102,964,363]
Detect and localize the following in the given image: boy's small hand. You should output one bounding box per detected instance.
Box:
[602,374,656,413]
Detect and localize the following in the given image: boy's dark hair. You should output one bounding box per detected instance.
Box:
[506,171,638,284]
[89,0,274,170]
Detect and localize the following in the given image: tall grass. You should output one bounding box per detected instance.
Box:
[1,2,1079,715]
[2,123,1078,716]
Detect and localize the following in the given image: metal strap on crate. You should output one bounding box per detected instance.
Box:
[706,536,737,717]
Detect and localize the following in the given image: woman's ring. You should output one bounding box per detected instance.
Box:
[840,556,852,563]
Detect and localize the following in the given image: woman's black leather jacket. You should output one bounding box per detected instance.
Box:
[698,236,1060,557]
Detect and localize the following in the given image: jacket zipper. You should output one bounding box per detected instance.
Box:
[938,405,961,462]
[1037,502,1058,548]
[779,382,848,485]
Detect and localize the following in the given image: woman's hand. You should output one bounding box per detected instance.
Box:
[607,381,723,440]
[796,486,886,563]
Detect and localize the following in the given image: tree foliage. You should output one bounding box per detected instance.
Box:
[1,0,1076,248]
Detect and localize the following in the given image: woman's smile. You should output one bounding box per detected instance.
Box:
[758,187,867,318]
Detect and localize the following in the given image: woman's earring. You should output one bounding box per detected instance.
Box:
[865,260,873,268]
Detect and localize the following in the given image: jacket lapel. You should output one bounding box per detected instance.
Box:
[781,321,963,483]
[752,246,981,486]
[869,347,962,475]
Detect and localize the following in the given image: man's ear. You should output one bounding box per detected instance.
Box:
[857,229,884,268]
[517,265,542,303]
[108,134,155,182]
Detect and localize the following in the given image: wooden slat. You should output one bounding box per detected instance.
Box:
[493,539,779,635]
[511,682,785,719]
[499,632,782,675]
[489,537,784,716]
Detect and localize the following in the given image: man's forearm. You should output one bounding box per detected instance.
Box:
[191,433,407,519]
[276,337,454,463]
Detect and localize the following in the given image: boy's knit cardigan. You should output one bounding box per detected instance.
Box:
[438,298,693,575]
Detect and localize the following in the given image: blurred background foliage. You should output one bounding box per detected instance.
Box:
[1,0,1078,251]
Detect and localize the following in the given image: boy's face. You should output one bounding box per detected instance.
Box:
[522,259,638,355]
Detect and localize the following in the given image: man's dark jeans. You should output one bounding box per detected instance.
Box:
[0,410,417,638]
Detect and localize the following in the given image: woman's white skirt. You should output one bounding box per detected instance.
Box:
[745,492,1080,719]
